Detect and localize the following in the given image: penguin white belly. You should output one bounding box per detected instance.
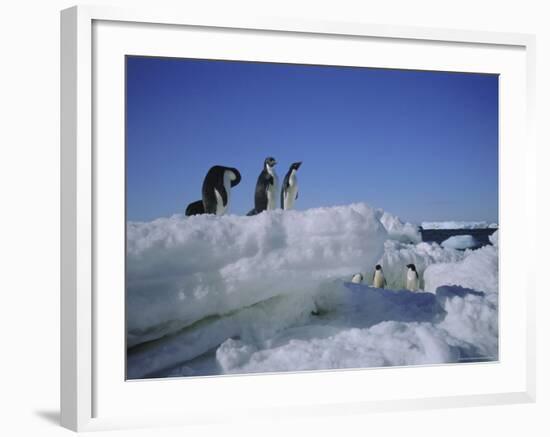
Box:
[406,271,419,291]
[351,273,363,284]
[266,175,278,210]
[284,173,298,210]
[213,173,233,215]
[373,271,385,288]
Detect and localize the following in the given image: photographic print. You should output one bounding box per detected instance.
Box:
[125,56,498,379]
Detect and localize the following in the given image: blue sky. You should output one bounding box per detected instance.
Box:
[126,56,498,223]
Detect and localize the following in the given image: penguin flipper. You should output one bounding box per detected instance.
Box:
[246,208,258,216]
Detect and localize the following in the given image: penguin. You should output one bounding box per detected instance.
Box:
[280,161,302,210]
[201,165,241,215]
[406,264,419,291]
[247,157,278,215]
[372,264,387,288]
[351,273,364,284]
[185,200,205,216]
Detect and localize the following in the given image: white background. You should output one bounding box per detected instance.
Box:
[0,0,547,436]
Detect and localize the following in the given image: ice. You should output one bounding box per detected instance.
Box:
[371,240,466,290]
[216,284,497,374]
[441,235,478,250]
[375,209,421,243]
[217,321,459,374]
[126,203,387,347]
[127,203,498,378]
[423,244,498,294]
[421,221,498,230]
[489,229,499,246]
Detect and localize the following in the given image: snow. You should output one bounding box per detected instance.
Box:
[441,235,478,250]
[489,229,499,246]
[126,203,387,348]
[375,209,421,243]
[126,203,499,379]
[423,244,498,294]
[421,221,498,230]
[216,284,497,374]
[372,240,466,290]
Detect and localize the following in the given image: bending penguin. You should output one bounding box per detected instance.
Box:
[372,264,387,288]
[406,263,419,291]
[351,273,364,284]
[281,161,302,210]
[185,200,205,216]
[247,157,278,215]
[185,165,241,216]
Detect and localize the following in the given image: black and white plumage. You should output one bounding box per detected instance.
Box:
[185,200,205,216]
[406,263,420,291]
[351,273,364,284]
[372,264,387,288]
[280,161,302,210]
[185,165,241,216]
[247,157,278,216]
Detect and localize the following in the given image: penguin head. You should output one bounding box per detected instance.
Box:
[406,264,417,271]
[264,157,277,168]
[227,167,241,187]
[375,264,382,271]
[290,161,302,171]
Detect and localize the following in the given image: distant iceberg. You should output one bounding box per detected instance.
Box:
[441,235,478,250]
[421,221,498,230]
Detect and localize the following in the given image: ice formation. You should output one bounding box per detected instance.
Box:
[441,235,478,250]
[126,203,499,379]
[375,209,422,243]
[127,203,387,347]
[423,244,498,294]
[421,221,498,230]
[372,240,466,290]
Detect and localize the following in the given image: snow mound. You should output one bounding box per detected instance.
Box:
[441,235,478,250]
[423,244,498,294]
[372,241,466,290]
[421,221,497,230]
[375,210,421,243]
[126,203,387,347]
[216,284,498,375]
[489,230,499,246]
[217,322,459,373]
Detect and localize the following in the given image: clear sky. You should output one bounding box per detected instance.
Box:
[126,56,498,224]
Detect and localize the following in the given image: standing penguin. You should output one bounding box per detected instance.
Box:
[280,161,302,210]
[185,165,241,216]
[247,157,278,215]
[406,264,419,291]
[372,264,387,288]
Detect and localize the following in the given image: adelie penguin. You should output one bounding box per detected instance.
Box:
[247,157,278,216]
[185,165,241,216]
[372,264,387,288]
[281,161,302,210]
[406,263,419,291]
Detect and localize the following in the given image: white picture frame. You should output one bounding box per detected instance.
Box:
[60,4,536,432]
